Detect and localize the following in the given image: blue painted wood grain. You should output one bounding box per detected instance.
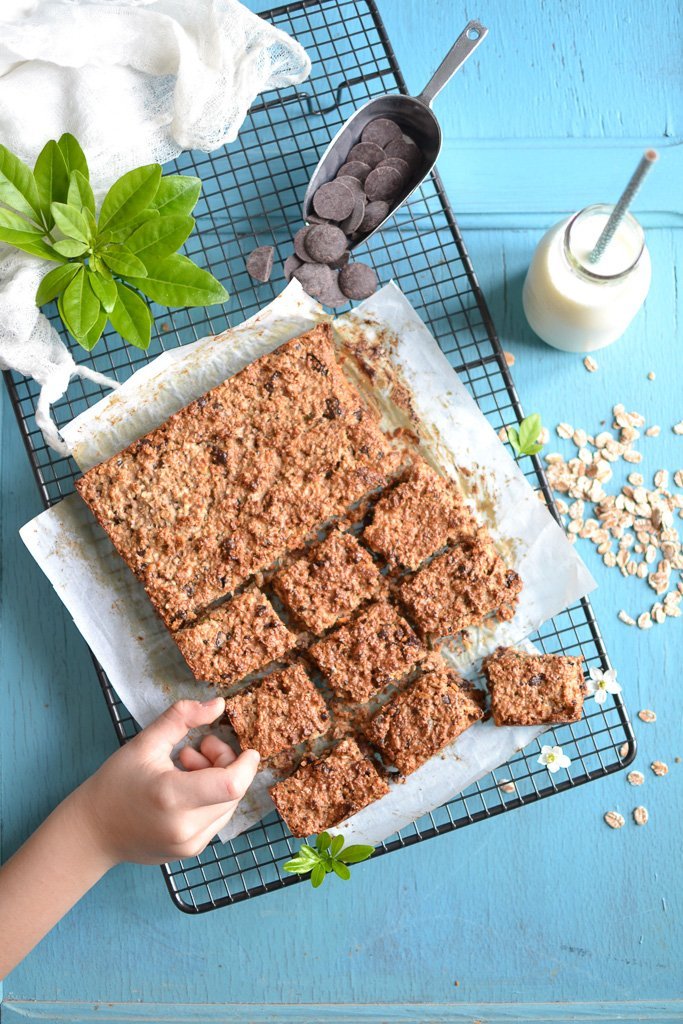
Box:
[1,0,681,1017]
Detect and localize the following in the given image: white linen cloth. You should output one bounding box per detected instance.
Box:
[0,0,311,454]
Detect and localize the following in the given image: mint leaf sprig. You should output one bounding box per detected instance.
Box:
[283,832,374,888]
[507,413,544,458]
[0,134,229,352]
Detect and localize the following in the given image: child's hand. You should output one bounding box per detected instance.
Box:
[74,697,258,866]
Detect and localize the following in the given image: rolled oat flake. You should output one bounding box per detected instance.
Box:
[633,805,649,825]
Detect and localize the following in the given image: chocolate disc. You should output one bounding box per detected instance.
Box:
[377,156,411,186]
[337,160,372,183]
[317,270,349,309]
[304,223,348,264]
[338,262,378,300]
[294,226,317,263]
[361,118,403,148]
[358,200,389,235]
[293,262,335,302]
[283,253,303,282]
[312,180,355,221]
[306,211,329,225]
[329,250,350,270]
[246,245,274,283]
[384,134,422,171]
[364,164,402,202]
[348,141,385,168]
[335,173,364,195]
[341,194,366,235]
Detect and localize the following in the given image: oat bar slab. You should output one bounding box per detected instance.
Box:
[75,324,397,631]
[269,737,389,837]
[365,664,485,776]
[398,530,522,639]
[224,663,330,759]
[364,460,477,570]
[272,530,383,635]
[174,589,294,687]
[482,645,585,726]
[309,599,426,703]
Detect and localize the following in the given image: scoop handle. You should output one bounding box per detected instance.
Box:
[416,21,488,107]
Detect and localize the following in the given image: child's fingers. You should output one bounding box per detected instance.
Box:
[176,749,260,808]
[199,734,237,767]
[178,745,212,771]
[141,697,226,754]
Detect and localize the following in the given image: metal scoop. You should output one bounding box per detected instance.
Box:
[302,20,488,249]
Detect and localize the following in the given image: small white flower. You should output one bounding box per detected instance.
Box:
[586,667,621,705]
[537,744,571,773]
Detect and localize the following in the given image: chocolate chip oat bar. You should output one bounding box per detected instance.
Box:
[482,646,585,726]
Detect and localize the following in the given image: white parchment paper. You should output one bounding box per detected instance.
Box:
[20,281,595,845]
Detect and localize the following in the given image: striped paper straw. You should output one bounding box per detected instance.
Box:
[589,149,658,265]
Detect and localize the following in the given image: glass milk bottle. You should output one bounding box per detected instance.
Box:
[522,204,651,352]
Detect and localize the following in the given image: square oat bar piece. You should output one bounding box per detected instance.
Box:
[482,646,585,726]
[269,737,389,838]
[309,599,426,703]
[364,460,477,570]
[398,530,522,640]
[224,663,330,759]
[364,663,485,776]
[174,589,294,687]
[272,530,383,635]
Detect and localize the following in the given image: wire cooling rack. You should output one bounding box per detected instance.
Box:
[4,0,635,913]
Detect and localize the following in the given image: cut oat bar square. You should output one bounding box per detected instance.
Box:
[173,589,294,687]
[269,737,389,837]
[482,645,585,726]
[309,599,426,703]
[224,663,330,759]
[364,663,485,776]
[272,530,384,635]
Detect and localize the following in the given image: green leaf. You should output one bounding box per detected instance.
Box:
[506,426,521,456]
[34,140,70,226]
[89,270,117,313]
[310,862,326,888]
[35,262,81,306]
[57,134,89,182]
[331,860,351,881]
[315,832,332,852]
[518,413,542,452]
[109,281,152,349]
[0,143,42,222]
[67,170,96,216]
[129,253,229,308]
[127,214,194,260]
[98,163,162,233]
[53,238,89,258]
[51,201,91,244]
[99,209,159,246]
[338,844,374,865]
[61,266,101,339]
[0,207,40,233]
[0,224,66,262]
[150,175,202,217]
[100,245,148,279]
[80,309,108,352]
[329,834,344,858]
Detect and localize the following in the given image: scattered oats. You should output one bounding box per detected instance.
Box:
[665,603,681,618]
[654,469,669,489]
[597,540,611,555]
[613,403,626,415]
[604,810,625,829]
[498,427,508,442]
[674,470,683,488]
[621,425,640,443]
[584,355,598,372]
[652,603,667,625]
[633,806,649,826]
[627,770,645,785]
[568,499,585,520]
[623,450,643,464]
[574,428,588,448]
[546,452,563,464]
[645,544,657,563]
[556,423,573,440]
[647,371,656,381]
[628,472,644,486]
[673,422,683,435]
[651,760,668,777]
[498,778,516,793]
[645,426,661,438]
[618,610,636,625]
[555,498,569,514]
[566,532,576,544]
[631,412,646,427]
[620,742,630,758]
[503,351,515,366]
[538,426,550,444]
[603,551,617,567]
[637,563,648,579]
[627,560,638,576]
[567,520,582,534]
[664,590,682,605]
[637,611,653,629]
[638,709,657,723]
[578,446,593,465]
[595,431,613,448]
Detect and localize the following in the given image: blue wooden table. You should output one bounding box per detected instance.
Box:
[1,1,681,1020]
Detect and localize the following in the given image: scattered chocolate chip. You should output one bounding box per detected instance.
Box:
[293,261,335,302]
[338,261,378,300]
[312,180,355,221]
[377,156,411,186]
[304,223,348,264]
[348,141,386,168]
[337,160,372,183]
[341,194,366,234]
[245,245,274,283]
[385,134,422,171]
[359,199,389,234]
[361,117,403,148]
[364,164,403,202]
[294,226,317,263]
[283,253,303,281]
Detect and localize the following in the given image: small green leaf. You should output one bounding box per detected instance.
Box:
[0,207,40,233]
[53,238,89,258]
[57,133,90,182]
[89,270,117,313]
[100,245,148,278]
[150,175,202,217]
[0,143,43,222]
[127,214,194,260]
[67,170,96,216]
[109,281,152,349]
[338,844,375,865]
[0,224,66,262]
[98,163,162,233]
[310,862,326,888]
[329,834,344,858]
[51,201,92,243]
[518,412,542,452]
[80,309,108,351]
[331,860,351,880]
[506,426,521,456]
[34,140,70,226]
[99,209,159,246]
[315,832,332,852]
[61,266,101,339]
[35,262,81,306]
[129,253,229,307]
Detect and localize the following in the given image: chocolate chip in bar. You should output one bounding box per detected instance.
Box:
[361,118,403,148]
[348,141,386,168]
[377,156,411,186]
[294,226,317,263]
[293,261,335,302]
[312,180,355,221]
[384,134,422,171]
[283,253,303,281]
[364,164,403,202]
[304,223,348,264]
[358,200,389,234]
[341,194,366,235]
[246,245,274,283]
[337,160,372,183]
[338,262,378,300]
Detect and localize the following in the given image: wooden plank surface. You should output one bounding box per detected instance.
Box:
[1,0,681,1017]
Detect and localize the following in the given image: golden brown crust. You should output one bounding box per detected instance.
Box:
[482,645,585,726]
[269,737,389,837]
[309,599,426,703]
[364,664,485,775]
[173,589,294,687]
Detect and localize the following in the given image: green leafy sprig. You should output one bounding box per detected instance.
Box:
[283,832,374,888]
[0,134,229,351]
[507,412,544,458]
